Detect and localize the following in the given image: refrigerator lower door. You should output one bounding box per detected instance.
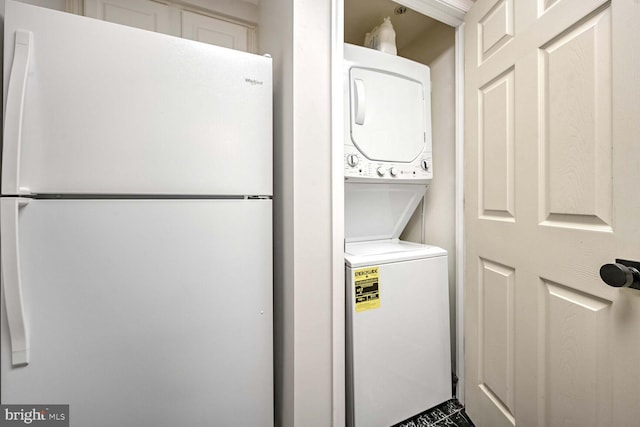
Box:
[0,199,273,427]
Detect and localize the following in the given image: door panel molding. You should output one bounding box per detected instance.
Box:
[478,0,514,64]
[541,279,613,427]
[478,258,516,418]
[538,5,612,231]
[478,67,516,221]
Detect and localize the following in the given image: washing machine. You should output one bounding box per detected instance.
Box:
[344,44,452,427]
[345,241,451,427]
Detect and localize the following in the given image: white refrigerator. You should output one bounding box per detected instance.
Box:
[0,2,273,426]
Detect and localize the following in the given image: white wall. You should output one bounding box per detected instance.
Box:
[399,21,457,373]
[291,2,333,423]
[259,1,334,426]
[258,1,294,424]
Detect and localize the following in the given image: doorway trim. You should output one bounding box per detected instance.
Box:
[453,21,465,404]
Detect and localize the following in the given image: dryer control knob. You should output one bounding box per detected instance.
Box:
[420,160,430,171]
[376,167,386,177]
[346,154,359,167]
[389,167,398,177]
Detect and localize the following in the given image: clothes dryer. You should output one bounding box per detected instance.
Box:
[344,43,432,183]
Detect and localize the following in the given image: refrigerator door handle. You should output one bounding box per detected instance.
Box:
[2,30,33,195]
[1,198,30,366]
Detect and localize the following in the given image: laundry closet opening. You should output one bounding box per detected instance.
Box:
[344,0,458,392]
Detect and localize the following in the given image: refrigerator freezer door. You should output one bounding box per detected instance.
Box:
[0,199,273,427]
[3,1,272,196]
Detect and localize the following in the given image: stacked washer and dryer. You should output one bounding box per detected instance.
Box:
[344,43,452,427]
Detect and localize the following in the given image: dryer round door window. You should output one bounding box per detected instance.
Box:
[349,67,426,163]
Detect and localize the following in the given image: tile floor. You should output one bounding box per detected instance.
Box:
[393,399,475,427]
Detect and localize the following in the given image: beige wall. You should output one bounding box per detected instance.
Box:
[399,21,457,372]
[259,1,334,426]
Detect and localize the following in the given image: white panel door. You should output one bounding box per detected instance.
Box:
[464,0,640,426]
[1,199,273,427]
[3,2,272,196]
[181,10,249,52]
[84,0,171,34]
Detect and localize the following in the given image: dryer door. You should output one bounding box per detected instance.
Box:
[349,67,426,162]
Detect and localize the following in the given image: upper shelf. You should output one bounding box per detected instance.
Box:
[393,0,474,27]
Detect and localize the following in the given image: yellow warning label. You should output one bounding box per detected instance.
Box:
[354,267,380,312]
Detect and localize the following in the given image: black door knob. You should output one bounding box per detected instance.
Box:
[599,259,640,289]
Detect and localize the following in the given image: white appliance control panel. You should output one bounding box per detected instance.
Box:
[344,43,433,183]
[344,147,432,181]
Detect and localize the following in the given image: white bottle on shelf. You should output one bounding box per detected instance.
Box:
[376,17,397,55]
[363,17,397,55]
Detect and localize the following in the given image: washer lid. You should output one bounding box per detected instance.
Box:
[349,67,426,163]
[345,182,426,243]
[345,239,447,267]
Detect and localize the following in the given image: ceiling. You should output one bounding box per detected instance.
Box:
[344,0,442,50]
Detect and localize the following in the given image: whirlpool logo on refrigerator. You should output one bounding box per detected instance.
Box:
[244,78,264,86]
[1,405,68,426]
